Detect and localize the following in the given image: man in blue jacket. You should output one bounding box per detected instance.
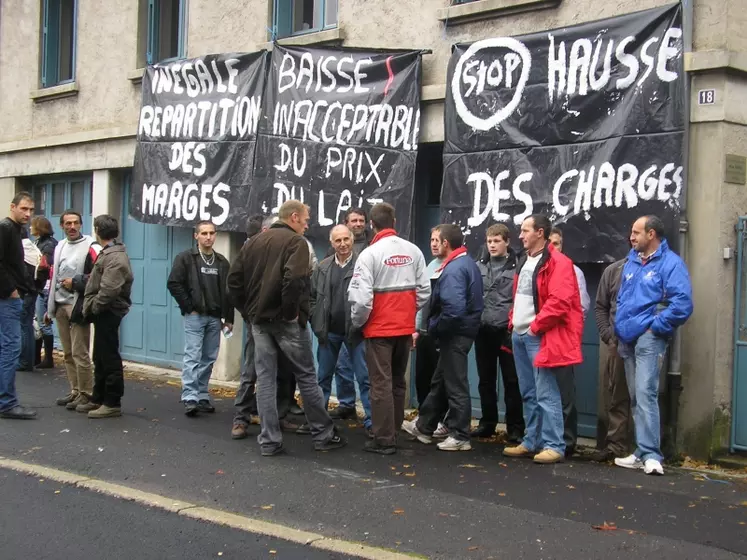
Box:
[402,224,483,451]
[614,215,693,476]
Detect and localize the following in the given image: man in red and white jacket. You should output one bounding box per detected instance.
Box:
[349,203,430,455]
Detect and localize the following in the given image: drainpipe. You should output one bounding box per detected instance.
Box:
[665,0,693,458]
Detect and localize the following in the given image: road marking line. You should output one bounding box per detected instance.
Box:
[0,458,425,560]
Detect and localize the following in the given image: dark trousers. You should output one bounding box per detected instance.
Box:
[19,293,37,370]
[597,342,633,456]
[234,321,293,425]
[92,311,124,408]
[474,326,524,436]
[555,366,578,451]
[414,333,439,408]
[417,335,474,442]
[365,336,411,447]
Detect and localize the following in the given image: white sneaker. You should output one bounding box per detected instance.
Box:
[614,454,644,470]
[401,420,432,444]
[437,436,472,452]
[644,459,664,475]
[433,422,449,439]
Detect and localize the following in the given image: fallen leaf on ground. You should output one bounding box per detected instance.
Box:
[438,512,449,517]
[567,485,576,489]
[499,463,508,468]
[405,472,416,477]
[54,490,61,494]
[459,464,481,469]
[592,522,617,531]
[403,464,412,468]
[498,493,506,497]
[740,501,747,507]
[468,546,479,551]
[393,509,405,515]
[261,505,273,510]
[269,551,277,555]
[739,522,746,526]
[216,470,224,475]
[617,506,624,510]
[166,380,180,387]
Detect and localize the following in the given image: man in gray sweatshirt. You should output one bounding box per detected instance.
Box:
[47,210,100,411]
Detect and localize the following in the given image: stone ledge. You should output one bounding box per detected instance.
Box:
[127,67,145,84]
[685,50,747,76]
[30,82,79,103]
[259,27,344,51]
[0,127,135,155]
[437,0,562,25]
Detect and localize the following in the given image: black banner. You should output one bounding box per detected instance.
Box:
[442,4,685,262]
[248,45,422,239]
[131,52,269,230]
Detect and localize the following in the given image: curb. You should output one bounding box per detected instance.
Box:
[0,457,424,560]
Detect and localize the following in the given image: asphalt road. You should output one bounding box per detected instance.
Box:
[1,469,350,560]
[2,369,746,560]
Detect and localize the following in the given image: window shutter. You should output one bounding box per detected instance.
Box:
[273,0,292,40]
[146,0,158,65]
[41,0,60,86]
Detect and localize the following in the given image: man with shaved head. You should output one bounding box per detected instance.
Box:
[309,224,372,435]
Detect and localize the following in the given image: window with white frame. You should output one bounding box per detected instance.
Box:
[41,0,76,87]
[274,0,338,39]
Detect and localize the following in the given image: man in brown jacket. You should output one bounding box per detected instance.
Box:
[592,257,632,461]
[227,200,345,456]
[81,215,134,419]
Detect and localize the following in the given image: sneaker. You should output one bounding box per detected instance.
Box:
[56,392,78,406]
[363,440,396,455]
[296,422,311,435]
[315,432,348,452]
[76,402,100,413]
[401,420,432,444]
[289,403,304,416]
[433,422,449,439]
[280,418,301,432]
[88,405,121,419]
[614,454,644,470]
[437,436,472,452]
[66,392,90,411]
[589,448,616,463]
[470,424,496,438]
[365,426,374,439]
[231,422,249,440]
[261,444,285,457]
[197,400,215,413]
[533,449,564,464]
[329,406,356,420]
[184,401,199,417]
[644,459,664,476]
[503,444,534,458]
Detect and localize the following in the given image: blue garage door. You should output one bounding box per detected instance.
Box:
[120,179,194,369]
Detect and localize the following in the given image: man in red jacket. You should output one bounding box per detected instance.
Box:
[503,214,584,464]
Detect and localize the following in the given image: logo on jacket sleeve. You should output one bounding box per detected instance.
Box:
[384,255,414,267]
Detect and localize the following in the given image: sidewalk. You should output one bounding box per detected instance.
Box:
[3,369,746,560]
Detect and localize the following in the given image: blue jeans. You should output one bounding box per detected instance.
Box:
[317,333,371,428]
[19,293,37,369]
[35,289,53,337]
[0,298,23,412]
[512,332,565,454]
[618,331,667,463]
[181,314,221,403]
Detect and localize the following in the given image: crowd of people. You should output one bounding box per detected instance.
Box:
[0,193,694,476]
[0,191,134,420]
